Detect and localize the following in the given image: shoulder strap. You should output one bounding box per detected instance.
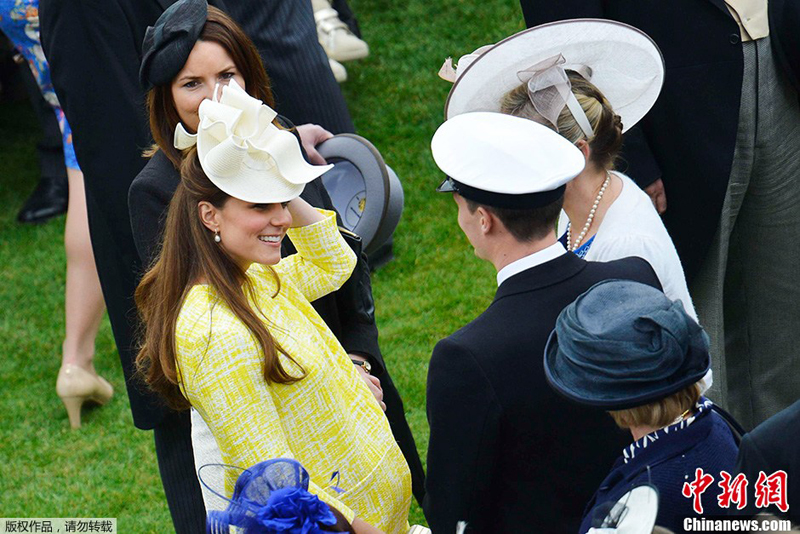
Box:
[710,404,747,445]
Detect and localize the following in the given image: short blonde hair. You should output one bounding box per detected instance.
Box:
[500,71,623,171]
[609,382,702,429]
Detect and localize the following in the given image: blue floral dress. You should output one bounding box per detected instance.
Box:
[0,0,79,169]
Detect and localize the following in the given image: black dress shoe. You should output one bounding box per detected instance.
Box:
[17,174,69,224]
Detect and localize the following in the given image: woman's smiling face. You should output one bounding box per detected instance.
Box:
[200,198,293,270]
[171,40,246,133]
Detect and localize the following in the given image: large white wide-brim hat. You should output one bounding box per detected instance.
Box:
[174,79,332,203]
[443,19,665,133]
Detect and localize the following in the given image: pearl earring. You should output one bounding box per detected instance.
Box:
[214,230,221,243]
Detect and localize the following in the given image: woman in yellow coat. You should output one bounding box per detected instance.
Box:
[134,80,411,534]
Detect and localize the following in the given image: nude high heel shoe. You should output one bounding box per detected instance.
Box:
[56,364,114,429]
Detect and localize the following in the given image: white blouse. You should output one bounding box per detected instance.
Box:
[559,171,697,320]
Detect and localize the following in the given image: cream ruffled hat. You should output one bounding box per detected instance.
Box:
[174,80,332,203]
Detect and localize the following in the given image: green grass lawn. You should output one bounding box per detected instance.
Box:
[0,1,523,531]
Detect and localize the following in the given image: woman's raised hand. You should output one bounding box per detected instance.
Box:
[286,197,325,227]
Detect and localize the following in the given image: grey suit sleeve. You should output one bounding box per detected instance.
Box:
[424,337,501,534]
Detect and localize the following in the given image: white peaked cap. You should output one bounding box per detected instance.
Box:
[443,19,665,134]
[173,79,332,203]
[431,112,585,209]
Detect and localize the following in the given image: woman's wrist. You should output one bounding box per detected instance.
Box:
[287,197,326,227]
[349,353,371,374]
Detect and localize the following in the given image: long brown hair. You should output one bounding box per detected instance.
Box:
[144,6,276,168]
[135,149,304,410]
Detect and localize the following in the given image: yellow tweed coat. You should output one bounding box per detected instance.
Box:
[175,211,411,532]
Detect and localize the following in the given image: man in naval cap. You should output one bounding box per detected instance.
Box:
[424,112,661,533]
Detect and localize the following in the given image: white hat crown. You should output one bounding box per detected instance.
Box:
[173,79,332,203]
[431,112,585,207]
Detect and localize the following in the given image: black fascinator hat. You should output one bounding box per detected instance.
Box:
[140,0,208,90]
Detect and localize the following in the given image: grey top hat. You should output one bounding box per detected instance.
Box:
[140,0,208,90]
[544,279,710,410]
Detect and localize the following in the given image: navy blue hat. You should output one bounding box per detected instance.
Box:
[544,279,710,410]
[140,0,208,90]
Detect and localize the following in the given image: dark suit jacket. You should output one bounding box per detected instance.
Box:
[424,253,661,534]
[517,1,800,281]
[769,0,800,95]
[735,400,800,524]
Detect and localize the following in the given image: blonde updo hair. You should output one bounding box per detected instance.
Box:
[609,382,702,430]
[500,71,624,171]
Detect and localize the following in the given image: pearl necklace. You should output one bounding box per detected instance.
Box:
[567,172,611,251]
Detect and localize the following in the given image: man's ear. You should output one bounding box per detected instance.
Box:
[198,201,219,233]
[476,205,494,235]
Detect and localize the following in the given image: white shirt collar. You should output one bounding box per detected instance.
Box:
[496,241,567,286]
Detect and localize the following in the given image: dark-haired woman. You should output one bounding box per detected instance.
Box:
[128,1,423,527]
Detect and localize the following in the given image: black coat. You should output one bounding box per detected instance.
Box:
[769,0,800,96]
[519,0,799,281]
[128,132,426,503]
[40,0,173,429]
[735,400,800,525]
[423,253,661,534]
